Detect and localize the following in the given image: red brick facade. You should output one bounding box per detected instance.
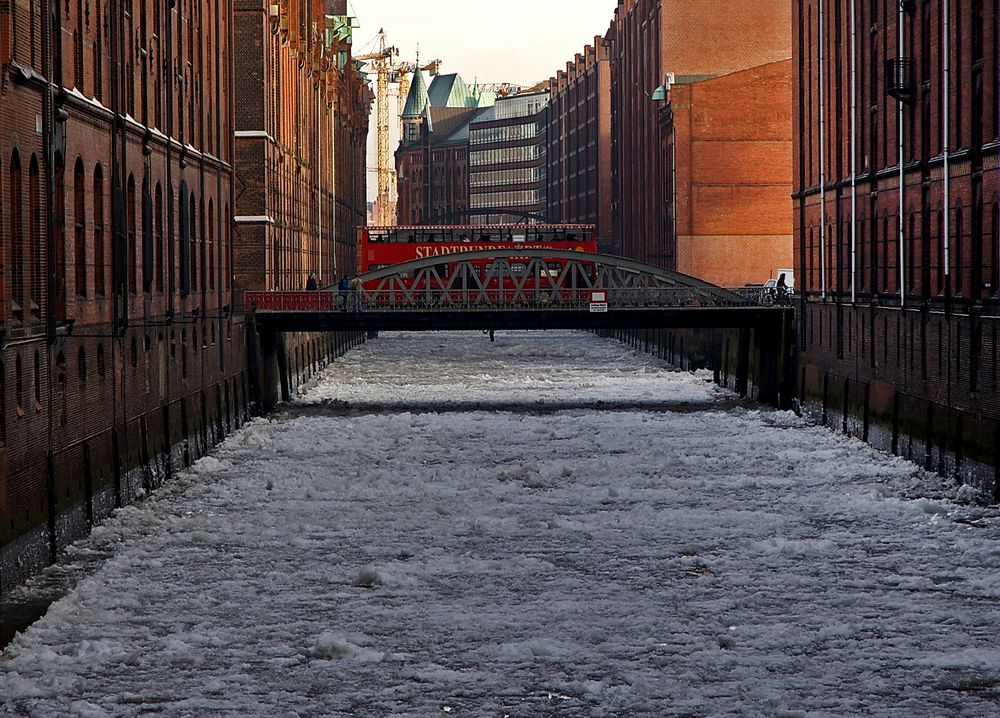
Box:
[662,60,794,288]
[233,0,370,294]
[607,0,793,268]
[793,0,1000,490]
[395,108,480,226]
[547,40,613,251]
[0,0,370,591]
[0,0,247,588]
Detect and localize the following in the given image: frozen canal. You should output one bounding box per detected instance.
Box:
[2,330,999,717]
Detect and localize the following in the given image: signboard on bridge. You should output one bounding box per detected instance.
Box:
[589,290,608,313]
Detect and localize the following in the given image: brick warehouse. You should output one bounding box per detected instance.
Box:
[794,0,1000,493]
[547,39,613,252]
[606,0,793,269]
[232,0,370,408]
[660,59,794,288]
[233,0,369,294]
[0,0,370,593]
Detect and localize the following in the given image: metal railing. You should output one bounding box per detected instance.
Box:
[246,286,770,313]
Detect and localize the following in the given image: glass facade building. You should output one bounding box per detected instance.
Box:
[468,91,550,224]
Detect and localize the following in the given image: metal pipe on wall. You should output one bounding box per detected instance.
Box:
[819,0,827,300]
[943,0,951,285]
[850,0,858,303]
[898,1,906,307]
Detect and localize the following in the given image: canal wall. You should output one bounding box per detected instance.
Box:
[609,306,1000,502]
[0,329,365,596]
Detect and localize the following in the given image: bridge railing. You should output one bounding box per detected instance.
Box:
[247,287,760,312]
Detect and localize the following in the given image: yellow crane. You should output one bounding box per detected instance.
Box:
[358,29,441,226]
[356,29,398,226]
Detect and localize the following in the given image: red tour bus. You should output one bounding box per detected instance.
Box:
[357,224,597,294]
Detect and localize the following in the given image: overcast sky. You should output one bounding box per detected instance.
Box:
[355,0,618,198]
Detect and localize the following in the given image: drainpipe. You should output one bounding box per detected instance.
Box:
[943,0,951,300]
[850,0,857,303]
[819,0,826,300]
[898,2,906,307]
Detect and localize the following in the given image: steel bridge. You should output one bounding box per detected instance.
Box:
[245,249,795,411]
[246,249,787,332]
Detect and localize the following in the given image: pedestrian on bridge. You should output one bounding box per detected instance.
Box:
[349,275,362,312]
[305,273,318,291]
[339,275,350,311]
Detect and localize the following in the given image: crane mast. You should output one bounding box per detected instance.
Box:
[358,31,441,226]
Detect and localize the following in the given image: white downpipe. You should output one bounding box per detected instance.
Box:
[897,4,906,307]
[943,0,951,282]
[819,0,826,300]
[317,88,324,284]
[850,0,857,303]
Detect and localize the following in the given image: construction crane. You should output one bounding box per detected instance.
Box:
[355,29,398,226]
[357,29,441,226]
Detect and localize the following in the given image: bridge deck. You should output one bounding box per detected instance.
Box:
[250,306,790,332]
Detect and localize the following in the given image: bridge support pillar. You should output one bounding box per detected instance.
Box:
[754,309,796,409]
[735,328,751,398]
[253,327,286,412]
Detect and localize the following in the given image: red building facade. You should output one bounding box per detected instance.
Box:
[794,0,1000,490]
[547,40,613,251]
[0,0,370,592]
[234,0,370,293]
[607,0,793,268]
[660,60,794,288]
[0,0,245,589]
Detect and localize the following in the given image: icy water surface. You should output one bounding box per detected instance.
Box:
[1,331,998,717]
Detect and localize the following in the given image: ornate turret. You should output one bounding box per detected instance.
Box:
[401,55,430,144]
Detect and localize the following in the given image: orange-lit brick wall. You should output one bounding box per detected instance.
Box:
[667,60,794,288]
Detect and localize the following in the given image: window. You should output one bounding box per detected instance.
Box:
[74,158,86,296]
[94,165,105,296]
[33,350,41,410]
[97,344,106,378]
[9,150,21,315]
[30,156,40,317]
[155,184,164,293]
[15,354,23,415]
[127,174,137,295]
[142,174,153,294]
[78,346,87,385]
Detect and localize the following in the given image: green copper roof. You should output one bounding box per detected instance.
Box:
[427,73,476,108]
[401,67,430,118]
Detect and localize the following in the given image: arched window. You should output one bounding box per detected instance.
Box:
[94,165,106,296]
[955,208,965,295]
[130,337,138,368]
[142,173,153,295]
[33,350,41,409]
[127,174,137,295]
[74,0,84,92]
[189,194,198,293]
[155,183,164,294]
[97,343,106,378]
[30,155,41,317]
[74,158,87,296]
[225,203,231,291]
[56,351,66,426]
[992,203,999,297]
[10,151,23,314]
[78,346,87,385]
[15,354,23,416]
[208,200,215,291]
[53,155,66,322]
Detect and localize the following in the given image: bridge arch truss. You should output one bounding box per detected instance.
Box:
[350,249,750,309]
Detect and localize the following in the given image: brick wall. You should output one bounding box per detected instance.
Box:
[794,0,1000,492]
